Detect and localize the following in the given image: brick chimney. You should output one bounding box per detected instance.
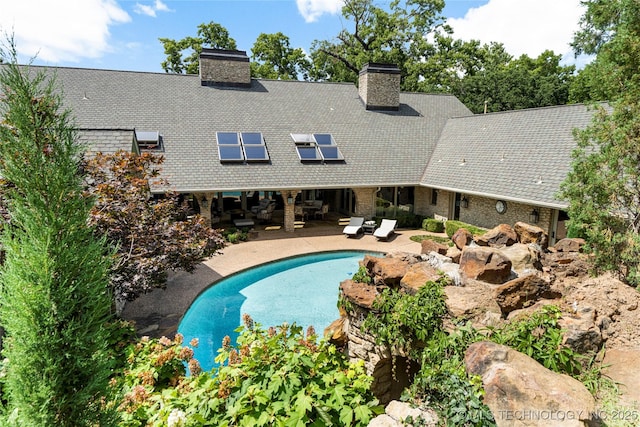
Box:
[199,48,251,87]
[358,63,401,111]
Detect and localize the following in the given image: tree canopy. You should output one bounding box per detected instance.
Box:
[159,21,237,73]
[560,0,640,286]
[158,2,575,112]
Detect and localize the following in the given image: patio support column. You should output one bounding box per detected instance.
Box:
[352,187,377,219]
[198,193,213,226]
[282,189,300,232]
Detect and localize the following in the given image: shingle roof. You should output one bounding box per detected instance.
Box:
[421,104,597,208]
[77,129,137,155]
[44,66,472,193]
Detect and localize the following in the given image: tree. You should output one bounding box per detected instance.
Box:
[83,151,225,307]
[0,45,117,425]
[309,0,447,86]
[453,49,574,113]
[159,21,237,73]
[560,0,640,285]
[250,32,312,80]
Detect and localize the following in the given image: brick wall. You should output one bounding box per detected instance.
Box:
[353,187,377,219]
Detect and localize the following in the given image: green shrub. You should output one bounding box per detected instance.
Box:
[118,320,381,426]
[0,52,118,426]
[444,220,486,238]
[351,265,372,284]
[422,218,445,233]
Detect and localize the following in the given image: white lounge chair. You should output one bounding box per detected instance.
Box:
[373,219,397,240]
[342,217,364,237]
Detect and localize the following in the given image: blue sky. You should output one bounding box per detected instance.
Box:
[1,0,586,73]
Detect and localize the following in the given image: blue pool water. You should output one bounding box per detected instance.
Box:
[178,250,381,372]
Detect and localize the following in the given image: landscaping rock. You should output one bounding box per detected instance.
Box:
[554,238,585,253]
[460,246,513,284]
[444,281,502,326]
[367,401,438,427]
[602,349,640,408]
[452,227,474,250]
[324,316,348,347]
[445,246,462,263]
[494,274,559,316]
[400,262,442,295]
[465,341,598,427]
[501,243,542,273]
[340,279,378,309]
[420,239,448,256]
[423,252,462,286]
[364,256,411,288]
[475,224,518,248]
[559,305,603,354]
[514,221,548,249]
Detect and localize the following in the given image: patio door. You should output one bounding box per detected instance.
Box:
[452,193,462,220]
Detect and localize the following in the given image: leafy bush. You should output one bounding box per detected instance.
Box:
[222,227,248,243]
[117,318,380,426]
[488,305,582,375]
[422,218,445,233]
[363,277,449,355]
[444,220,486,238]
[351,265,372,284]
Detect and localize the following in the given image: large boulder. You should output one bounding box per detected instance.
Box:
[400,262,442,295]
[494,274,559,316]
[423,252,462,286]
[602,349,640,408]
[339,279,378,309]
[514,221,548,249]
[444,281,502,327]
[364,256,411,287]
[553,238,585,253]
[475,224,518,248]
[558,305,603,354]
[460,246,513,284]
[465,341,598,427]
[501,243,542,274]
[452,228,474,250]
[420,239,448,256]
[324,316,348,347]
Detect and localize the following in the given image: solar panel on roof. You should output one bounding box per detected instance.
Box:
[313,134,333,145]
[218,145,244,162]
[241,132,263,145]
[244,145,269,161]
[319,145,344,161]
[217,131,270,163]
[217,132,240,145]
[296,146,322,161]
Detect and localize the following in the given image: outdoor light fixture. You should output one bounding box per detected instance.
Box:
[529,208,539,224]
[201,196,208,208]
[460,196,469,208]
[287,196,294,204]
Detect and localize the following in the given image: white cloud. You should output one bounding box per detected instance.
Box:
[296,0,343,23]
[0,0,130,63]
[447,0,585,62]
[134,0,172,18]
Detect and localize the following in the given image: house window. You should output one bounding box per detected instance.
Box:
[431,189,438,205]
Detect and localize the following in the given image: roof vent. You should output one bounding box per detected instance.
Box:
[358,63,401,111]
[199,48,251,88]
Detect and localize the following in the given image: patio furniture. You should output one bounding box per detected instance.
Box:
[294,205,308,221]
[343,217,364,237]
[256,203,275,223]
[362,220,376,234]
[314,203,329,220]
[233,218,255,228]
[250,198,273,215]
[373,219,397,240]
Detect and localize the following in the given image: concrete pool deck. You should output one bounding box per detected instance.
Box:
[121,225,426,338]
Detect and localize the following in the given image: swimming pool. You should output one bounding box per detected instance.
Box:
[178,250,381,372]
